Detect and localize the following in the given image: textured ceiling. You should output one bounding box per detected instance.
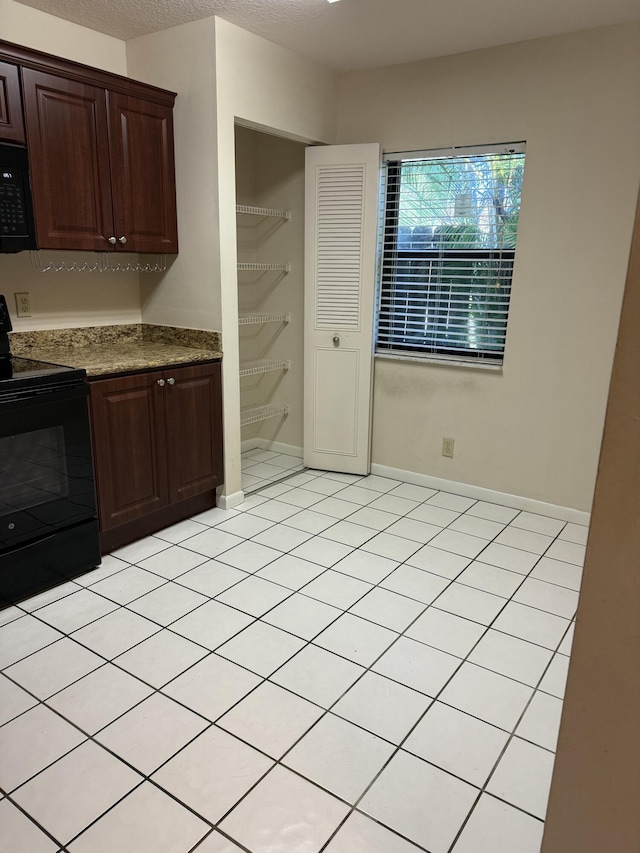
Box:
[12,0,640,71]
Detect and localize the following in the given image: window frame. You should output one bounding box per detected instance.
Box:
[375,142,526,368]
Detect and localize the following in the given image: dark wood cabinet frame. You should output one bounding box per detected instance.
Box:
[89,361,223,553]
[0,39,178,254]
[0,59,25,143]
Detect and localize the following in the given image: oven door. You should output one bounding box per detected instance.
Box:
[0,382,97,551]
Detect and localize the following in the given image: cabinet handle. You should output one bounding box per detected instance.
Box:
[167,377,175,386]
[157,379,166,387]
[119,236,127,245]
[107,236,116,244]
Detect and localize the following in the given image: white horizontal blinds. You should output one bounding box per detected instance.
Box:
[315,164,365,329]
[377,145,525,361]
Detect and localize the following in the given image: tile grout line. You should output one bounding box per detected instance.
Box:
[444,615,576,853]
[0,490,573,752]
[0,470,583,852]
[4,543,384,848]
[0,520,399,845]
[0,787,74,852]
[192,503,554,850]
[171,486,569,851]
[6,514,418,849]
[242,474,581,573]
[1,645,567,847]
[1,481,573,759]
[2,517,382,741]
[314,523,566,852]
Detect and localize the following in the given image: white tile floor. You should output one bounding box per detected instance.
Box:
[0,468,585,853]
[241,448,304,493]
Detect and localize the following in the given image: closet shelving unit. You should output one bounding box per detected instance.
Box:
[237,262,290,273]
[239,359,291,377]
[236,204,291,220]
[237,204,292,429]
[240,403,291,427]
[238,312,291,325]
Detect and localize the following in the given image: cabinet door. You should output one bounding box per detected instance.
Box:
[164,362,223,503]
[108,91,178,254]
[89,372,169,530]
[0,61,25,144]
[22,69,114,250]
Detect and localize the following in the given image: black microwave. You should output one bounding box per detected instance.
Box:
[0,142,36,253]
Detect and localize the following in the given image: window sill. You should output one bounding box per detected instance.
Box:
[374,351,503,372]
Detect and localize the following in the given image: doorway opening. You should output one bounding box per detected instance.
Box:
[235,125,307,493]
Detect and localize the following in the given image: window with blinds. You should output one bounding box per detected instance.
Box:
[376,143,526,363]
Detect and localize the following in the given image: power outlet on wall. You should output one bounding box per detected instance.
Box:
[442,437,455,458]
[15,292,31,318]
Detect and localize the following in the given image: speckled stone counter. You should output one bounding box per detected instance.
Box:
[9,324,222,377]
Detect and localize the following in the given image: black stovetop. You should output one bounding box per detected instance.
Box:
[0,355,86,391]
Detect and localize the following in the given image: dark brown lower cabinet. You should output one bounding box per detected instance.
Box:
[89,361,223,552]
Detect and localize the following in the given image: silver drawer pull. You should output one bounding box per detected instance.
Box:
[157,379,165,387]
[119,236,127,245]
[333,335,340,346]
[167,377,175,386]
[107,236,116,244]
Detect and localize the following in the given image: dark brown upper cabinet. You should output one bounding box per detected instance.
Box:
[109,92,178,254]
[0,39,178,254]
[0,60,25,143]
[21,71,114,252]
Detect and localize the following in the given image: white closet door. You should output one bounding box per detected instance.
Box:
[304,143,381,474]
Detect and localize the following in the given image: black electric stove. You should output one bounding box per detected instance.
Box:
[0,295,101,605]
[0,354,86,393]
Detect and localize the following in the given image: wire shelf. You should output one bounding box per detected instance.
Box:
[238,313,291,326]
[237,262,290,273]
[239,359,291,377]
[240,404,290,426]
[236,204,291,220]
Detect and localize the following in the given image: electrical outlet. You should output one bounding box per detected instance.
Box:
[442,437,455,458]
[15,292,31,318]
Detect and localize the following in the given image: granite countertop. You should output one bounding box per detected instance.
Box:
[9,324,222,378]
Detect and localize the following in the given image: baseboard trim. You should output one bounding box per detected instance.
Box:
[370,463,591,526]
[241,437,303,458]
[217,490,245,510]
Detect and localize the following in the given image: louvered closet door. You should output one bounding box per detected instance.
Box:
[304,143,381,474]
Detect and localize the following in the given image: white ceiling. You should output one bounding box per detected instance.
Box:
[13,0,640,72]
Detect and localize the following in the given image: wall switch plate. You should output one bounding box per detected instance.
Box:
[442,437,455,458]
[15,292,31,318]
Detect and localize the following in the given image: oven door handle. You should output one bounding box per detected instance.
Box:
[0,381,89,411]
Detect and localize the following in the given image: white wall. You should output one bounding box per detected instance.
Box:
[126,18,221,332]
[214,18,336,500]
[0,0,141,331]
[336,24,640,511]
[0,0,127,72]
